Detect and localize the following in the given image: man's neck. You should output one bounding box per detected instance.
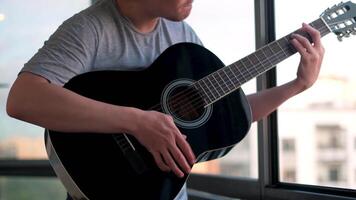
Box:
[115,0,159,34]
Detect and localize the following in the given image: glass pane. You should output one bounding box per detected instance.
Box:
[186,0,258,178]
[0,177,66,200]
[276,0,356,189]
[0,0,91,159]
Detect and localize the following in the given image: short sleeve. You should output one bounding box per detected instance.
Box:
[21,14,98,86]
[182,21,203,46]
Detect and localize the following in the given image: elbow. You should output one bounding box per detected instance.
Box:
[6,72,47,121]
[6,73,32,120]
[6,93,23,120]
[6,82,28,120]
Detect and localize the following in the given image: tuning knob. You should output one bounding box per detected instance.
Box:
[337,35,343,41]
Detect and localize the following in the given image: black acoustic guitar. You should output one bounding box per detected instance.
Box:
[46,2,356,200]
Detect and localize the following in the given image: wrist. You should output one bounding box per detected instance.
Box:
[292,78,309,93]
[123,107,144,134]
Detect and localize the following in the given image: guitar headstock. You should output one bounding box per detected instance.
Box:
[321,1,356,41]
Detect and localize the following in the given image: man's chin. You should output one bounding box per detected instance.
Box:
[166,10,192,21]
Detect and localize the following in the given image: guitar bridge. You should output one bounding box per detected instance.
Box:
[112,134,149,175]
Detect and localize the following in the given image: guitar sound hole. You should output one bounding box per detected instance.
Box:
[167,86,205,122]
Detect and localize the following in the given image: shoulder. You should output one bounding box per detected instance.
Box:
[59,0,119,35]
[160,19,203,45]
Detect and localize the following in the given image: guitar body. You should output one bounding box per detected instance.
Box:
[46,43,252,200]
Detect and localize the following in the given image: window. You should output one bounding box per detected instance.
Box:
[0,0,91,198]
[317,163,346,184]
[0,177,66,200]
[316,124,345,149]
[282,138,295,152]
[283,169,296,182]
[276,0,356,190]
[186,0,258,179]
[188,1,356,199]
[0,0,91,160]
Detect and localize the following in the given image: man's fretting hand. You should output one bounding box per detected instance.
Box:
[290,23,325,92]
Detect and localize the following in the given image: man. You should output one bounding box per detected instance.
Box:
[6,0,324,199]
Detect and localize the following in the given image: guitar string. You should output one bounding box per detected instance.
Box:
[168,16,349,107]
[150,16,354,114]
[149,24,331,117]
[162,17,354,111]
[151,20,330,111]
[149,24,333,118]
[170,19,356,119]
[166,37,317,117]
[114,18,345,154]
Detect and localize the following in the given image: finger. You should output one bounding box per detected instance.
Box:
[175,133,196,166]
[290,37,308,57]
[162,151,185,178]
[301,23,322,48]
[168,118,195,165]
[169,145,191,174]
[291,34,314,54]
[151,151,170,172]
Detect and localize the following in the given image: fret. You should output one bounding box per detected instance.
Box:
[281,36,290,46]
[269,42,284,62]
[239,60,254,80]
[250,53,264,74]
[266,43,281,65]
[317,19,330,37]
[202,78,218,100]
[215,71,229,91]
[233,63,248,82]
[255,50,269,71]
[275,40,288,57]
[261,47,274,66]
[196,18,331,105]
[222,68,237,89]
[216,71,231,91]
[192,84,208,105]
[282,36,296,55]
[195,81,213,104]
[210,73,226,95]
[310,20,318,29]
[246,54,262,75]
[227,66,240,86]
[312,18,330,37]
[207,76,222,98]
[241,57,258,78]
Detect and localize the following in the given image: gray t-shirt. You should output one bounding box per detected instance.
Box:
[21,0,202,86]
[21,0,201,199]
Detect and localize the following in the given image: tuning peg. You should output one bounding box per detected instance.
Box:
[337,35,343,41]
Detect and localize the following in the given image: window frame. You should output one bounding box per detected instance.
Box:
[1,0,356,200]
[189,0,356,199]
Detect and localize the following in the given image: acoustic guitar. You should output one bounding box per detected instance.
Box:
[46,2,356,199]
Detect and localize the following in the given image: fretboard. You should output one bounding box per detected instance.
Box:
[194,18,331,106]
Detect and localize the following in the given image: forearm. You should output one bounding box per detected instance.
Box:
[247,79,306,122]
[7,73,140,134]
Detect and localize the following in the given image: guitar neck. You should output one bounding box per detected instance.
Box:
[194,18,331,106]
